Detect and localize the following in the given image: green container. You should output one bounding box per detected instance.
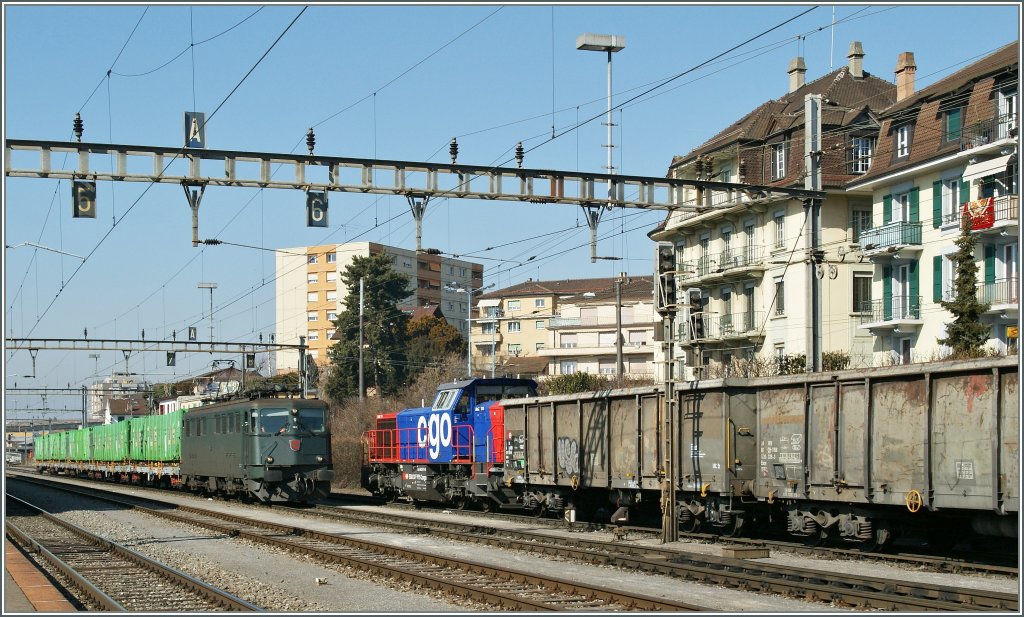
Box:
[128,411,182,462]
[70,428,91,462]
[34,432,52,460]
[92,422,130,462]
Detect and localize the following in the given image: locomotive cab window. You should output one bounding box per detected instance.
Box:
[431,389,458,411]
[249,411,259,433]
[260,408,290,434]
[296,408,326,433]
[476,383,535,403]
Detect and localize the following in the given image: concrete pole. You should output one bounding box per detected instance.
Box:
[615,278,624,378]
[466,289,473,376]
[804,94,823,372]
[359,277,365,401]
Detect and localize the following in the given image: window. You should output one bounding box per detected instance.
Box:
[560,333,578,348]
[853,273,872,313]
[327,253,337,263]
[307,273,319,284]
[327,311,337,321]
[507,343,522,356]
[774,212,785,249]
[297,407,326,433]
[326,272,337,283]
[851,209,872,242]
[559,359,578,374]
[449,266,455,274]
[507,300,521,311]
[307,311,318,322]
[307,292,318,302]
[308,255,317,264]
[851,136,875,173]
[599,332,616,347]
[326,329,336,340]
[460,267,468,277]
[507,321,521,333]
[535,298,546,308]
[943,107,962,143]
[771,142,786,180]
[535,342,546,351]
[418,261,427,270]
[535,320,546,330]
[628,330,647,345]
[326,291,337,302]
[774,276,785,316]
[307,331,319,341]
[775,344,785,362]
[941,177,961,225]
[599,359,616,375]
[481,321,496,334]
[895,124,911,158]
[941,254,955,301]
[998,85,1018,138]
[892,191,911,222]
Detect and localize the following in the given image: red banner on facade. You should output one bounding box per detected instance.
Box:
[962,197,995,230]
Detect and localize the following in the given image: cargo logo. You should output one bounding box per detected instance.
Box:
[556,437,579,475]
[417,413,452,460]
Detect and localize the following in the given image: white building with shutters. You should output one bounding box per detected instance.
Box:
[846,43,1018,364]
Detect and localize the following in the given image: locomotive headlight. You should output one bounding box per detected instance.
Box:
[316,455,325,463]
[266,456,274,464]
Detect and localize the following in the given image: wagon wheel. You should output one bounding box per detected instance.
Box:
[479,500,494,513]
[801,528,829,547]
[454,496,469,510]
[858,523,893,553]
[383,490,399,504]
[533,504,548,518]
[680,514,702,534]
[720,514,744,538]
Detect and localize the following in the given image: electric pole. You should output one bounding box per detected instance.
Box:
[359,277,365,401]
[804,94,823,372]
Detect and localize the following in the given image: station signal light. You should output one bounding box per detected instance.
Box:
[687,288,705,341]
[655,244,677,315]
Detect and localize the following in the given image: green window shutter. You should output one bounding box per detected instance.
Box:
[909,260,920,317]
[932,181,942,228]
[883,194,892,224]
[985,244,996,284]
[883,265,893,320]
[933,255,943,302]
[909,187,920,222]
[959,177,970,206]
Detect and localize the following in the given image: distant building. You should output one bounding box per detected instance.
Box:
[105,395,149,424]
[275,242,483,373]
[87,373,150,423]
[474,276,655,378]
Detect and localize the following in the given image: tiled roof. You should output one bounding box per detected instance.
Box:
[403,304,444,321]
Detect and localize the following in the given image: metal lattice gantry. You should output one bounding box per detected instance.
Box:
[5,138,824,212]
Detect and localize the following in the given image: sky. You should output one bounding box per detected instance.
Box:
[2,2,1020,421]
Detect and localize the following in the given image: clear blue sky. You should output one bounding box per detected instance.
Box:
[3,3,1019,418]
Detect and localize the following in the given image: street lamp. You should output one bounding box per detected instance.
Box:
[576,33,626,203]
[197,282,218,342]
[445,282,494,376]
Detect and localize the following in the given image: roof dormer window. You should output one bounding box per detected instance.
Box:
[894,124,912,159]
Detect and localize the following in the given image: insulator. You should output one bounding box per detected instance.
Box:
[306,128,315,155]
[449,137,458,164]
[694,158,703,176]
[703,156,714,178]
[515,142,524,168]
[739,159,747,180]
[73,113,84,142]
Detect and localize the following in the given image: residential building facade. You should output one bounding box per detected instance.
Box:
[651,42,897,378]
[275,242,483,372]
[846,43,1019,364]
[473,277,655,378]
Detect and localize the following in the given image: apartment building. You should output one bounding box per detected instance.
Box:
[275,242,483,372]
[472,277,654,377]
[846,43,1019,364]
[650,42,897,377]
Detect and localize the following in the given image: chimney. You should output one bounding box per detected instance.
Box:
[895,52,916,102]
[847,41,864,78]
[788,57,807,93]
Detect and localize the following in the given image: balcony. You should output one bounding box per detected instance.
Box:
[858,296,923,332]
[960,195,1019,237]
[678,311,765,345]
[977,278,1019,315]
[959,113,1018,151]
[679,246,768,284]
[547,315,656,330]
[859,221,923,259]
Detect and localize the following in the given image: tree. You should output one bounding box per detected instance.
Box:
[324,253,412,400]
[406,313,465,381]
[939,217,991,356]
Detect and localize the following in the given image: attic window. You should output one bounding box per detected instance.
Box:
[770,143,786,180]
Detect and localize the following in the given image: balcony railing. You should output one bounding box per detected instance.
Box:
[859,296,921,324]
[718,245,766,272]
[547,315,655,329]
[977,278,1019,307]
[680,311,764,342]
[859,221,922,252]
[959,113,1018,150]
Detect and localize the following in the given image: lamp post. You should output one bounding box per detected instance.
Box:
[576,33,626,204]
[445,282,494,376]
[197,282,218,342]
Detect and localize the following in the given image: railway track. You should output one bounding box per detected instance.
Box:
[305,503,1019,612]
[6,476,705,612]
[4,494,261,612]
[328,492,1018,576]
[11,473,1018,612]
